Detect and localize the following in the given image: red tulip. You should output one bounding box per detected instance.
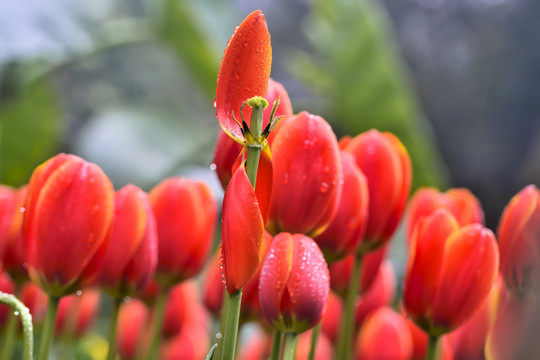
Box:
[315,151,369,262]
[0,186,17,271]
[149,177,217,288]
[221,165,265,294]
[238,331,271,360]
[215,10,271,144]
[404,209,499,335]
[355,307,413,360]
[55,288,100,336]
[117,299,150,360]
[213,78,293,190]
[20,282,48,325]
[0,272,15,327]
[100,184,157,298]
[259,233,330,333]
[321,291,343,344]
[406,187,484,244]
[3,186,28,284]
[162,282,198,339]
[344,130,411,251]
[24,153,114,297]
[268,111,342,237]
[497,185,540,294]
[296,330,334,360]
[405,318,428,360]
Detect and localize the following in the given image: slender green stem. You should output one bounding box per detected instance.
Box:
[37,295,60,360]
[308,323,321,360]
[336,253,363,360]
[147,289,168,360]
[246,101,264,188]
[106,298,123,360]
[426,335,438,360]
[213,289,230,360]
[0,290,33,360]
[0,304,18,360]
[282,332,298,360]
[270,329,284,360]
[219,289,243,360]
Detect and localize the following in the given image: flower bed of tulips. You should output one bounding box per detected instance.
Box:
[0,9,538,360]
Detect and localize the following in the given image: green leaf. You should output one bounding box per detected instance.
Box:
[0,80,60,186]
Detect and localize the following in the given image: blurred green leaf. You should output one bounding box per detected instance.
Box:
[289,0,448,189]
[0,80,60,186]
[157,0,219,99]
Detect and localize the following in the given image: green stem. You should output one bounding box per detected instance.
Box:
[246,101,264,188]
[308,323,321,360]
[425,335,438,360]
[37,295,60,360]
[213,290,229,360]
[0,304,18,360]
[219,289,243,360]
[270,329,284,360]
[106,298,123,360]
[336,253,363,360]
[0,290,32,360]
[147,289,168,360]
[282,332,298,360]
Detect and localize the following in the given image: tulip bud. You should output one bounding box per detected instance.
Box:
[55,288,100,336]
[3,186,28,284]
[321,291,343,344]
[149,177,217,288]
[315,151,369,262]
[406,187,484,244]
[344,130,411,251]
[100,184,158,298]
[497,185,540,294]
[238,331,271,360]
[296,330,334,360]
[0,186,17,272]
[117,299,150,360]
[404,209,499,335]
[24,153,114,297]
[259,233,330,333]
[355,307,413,360]
[268,112,342,237]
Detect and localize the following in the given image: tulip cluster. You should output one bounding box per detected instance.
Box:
[0,8,536,360]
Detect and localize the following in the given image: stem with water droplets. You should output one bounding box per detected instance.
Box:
[0,291,33,360]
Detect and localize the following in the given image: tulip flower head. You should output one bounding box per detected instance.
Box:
[3,186,28,284]
[24,153,114,297]
[55,288,100,337]
[497,184,540,294]
[0,186,17,271]
[403,209,499,335]
[259,233,330,333]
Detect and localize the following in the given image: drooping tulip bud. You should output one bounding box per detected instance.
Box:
[149,177,217,288]
[315,151,369,262]
[55,288,100,337]
[344,130,411,252]
[355,307,413,360]
[268,112,342,237]
[259,233,330,333]
[24,153,114,297]
[404,209,499,335]
[497,185,540,294]
[3,186,28,284]
[406,187,484,244]
[215,10,271,145]
[100,184,157,298]
[117,299,150,360]
[221,165,265,294]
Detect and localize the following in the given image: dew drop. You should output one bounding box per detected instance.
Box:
[19,207,25,213]
[213,99,217,108]
[320,182,329,193]
[14,311,19,316]
[282,173,289,185]
[76,290,82,296]
[210,163,217,171]
[216,333,223,339]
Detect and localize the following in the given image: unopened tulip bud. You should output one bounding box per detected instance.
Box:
[55,288,100,336]
[3,186,28,284]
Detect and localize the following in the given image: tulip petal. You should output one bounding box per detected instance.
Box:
[215,10,272,142]
[221,165,265,294]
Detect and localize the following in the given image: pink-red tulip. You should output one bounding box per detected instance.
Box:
[315,151,369,262]
[238,331,271,360]
[321,291,343,344]
[406,187,484,244]
[497,185,540,294]
[215,10,271,144]
[117,299,150,359]
[259,233,330,333]
[221,165,265,294]
[344,130,411,251]
[268,111,342,237]
[55,288,100,336]
[149,177,217,288]
[296,330,334,360]
[355,307,413,360]
[404,209,499,335]
[100,184,157,298]
[24,153,114,297]
[3,186,28,284]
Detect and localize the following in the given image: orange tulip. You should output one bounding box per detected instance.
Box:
[259,233,330,333]
[2,186,28,284]
[268,111,342,237]
[406,187,484,244]
[215,10,272,144]
[221,165,265,294]
[344,130,411,252]
[315,151,369,262]
[497,185,540,294]
[355,307,413,360]
[404,209,499,335]
[24,154,114,297]
[149,177,217,288]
